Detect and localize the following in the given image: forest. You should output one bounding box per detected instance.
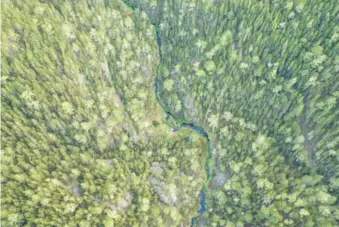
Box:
[2,0,339,226]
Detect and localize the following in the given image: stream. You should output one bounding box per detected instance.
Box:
[153,30,212,226]
[122,1,212,225]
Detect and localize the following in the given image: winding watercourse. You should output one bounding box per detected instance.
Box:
[154,30,212,226]
[123,2,213,225]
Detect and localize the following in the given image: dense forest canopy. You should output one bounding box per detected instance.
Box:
[1,1,207,226]
[124,0,339,226]
[2,0,339,226]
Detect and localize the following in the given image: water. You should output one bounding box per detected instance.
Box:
[124,3,212,225]
[154,38,212,226]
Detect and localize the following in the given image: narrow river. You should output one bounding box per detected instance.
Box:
[123,2,212,225]
[153,30,212,226]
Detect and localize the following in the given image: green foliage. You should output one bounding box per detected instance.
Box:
[125,0,339,226]
[1,0,206,226]
[2,0,339,226]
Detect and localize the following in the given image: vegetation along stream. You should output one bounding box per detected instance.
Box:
[155,32,213,227]
[122,1,214,223]
[153,23,213,227]
[124,1,213,225]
